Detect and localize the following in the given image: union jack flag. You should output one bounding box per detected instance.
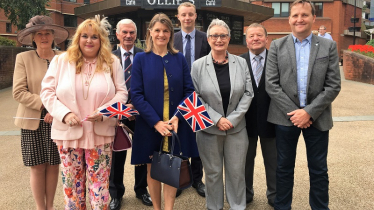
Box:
[99,102,139,120]
[177,91,214,132]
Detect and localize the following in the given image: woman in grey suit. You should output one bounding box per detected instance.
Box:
[191,19,254,210]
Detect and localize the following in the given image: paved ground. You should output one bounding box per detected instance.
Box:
[1,68,374,210]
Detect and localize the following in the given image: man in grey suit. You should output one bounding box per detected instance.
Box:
[265,0,341,209]
[173,2,210,198]
[109,19,152,210]
[240,23,276,207]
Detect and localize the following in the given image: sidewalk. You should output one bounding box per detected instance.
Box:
[1,69,374,209]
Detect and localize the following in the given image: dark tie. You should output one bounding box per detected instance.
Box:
[253,55,263,87]
[185,34,191,71]
[124,52,132,100]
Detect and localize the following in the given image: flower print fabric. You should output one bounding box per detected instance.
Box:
[59,143,112,210]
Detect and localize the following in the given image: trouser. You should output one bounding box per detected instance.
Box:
[109,149,148,198]
[59,143,112,210]
[197,129,248,210]
[274,125,329,210]
[245,136,277,202]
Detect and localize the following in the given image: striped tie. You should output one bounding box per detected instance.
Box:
[124,52,132,101]
[253,55,263,87]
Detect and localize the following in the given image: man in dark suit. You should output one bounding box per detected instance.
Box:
[173,2,210,197]
[240,23,276,207]
[109,19,152,210]
[265,1,341,209]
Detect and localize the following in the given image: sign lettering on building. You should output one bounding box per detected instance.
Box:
[121,0,221,8]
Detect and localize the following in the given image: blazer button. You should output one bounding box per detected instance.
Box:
[171,87,174,91]
[169,74,172,77]
[165,60,168,63]
[171,101,174,105]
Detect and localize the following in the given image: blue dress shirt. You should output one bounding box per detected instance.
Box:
[181,29,196,68]
[292,33,312,108]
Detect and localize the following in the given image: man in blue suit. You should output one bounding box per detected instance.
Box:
[109,19,152,210]
[265,1,341,209]
[173,2,210,198]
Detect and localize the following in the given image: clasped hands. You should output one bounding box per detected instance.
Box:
[287,109,312,129]
[154,116,179,137]
[217,117,233,131]
[63,111,103,127]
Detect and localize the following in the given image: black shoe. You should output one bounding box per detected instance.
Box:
[109,197,122,210]
[176,189,182,198]
[136,192,153,206]
[268,199,274,207]
[246,197,253,204]
[192,181,206,197]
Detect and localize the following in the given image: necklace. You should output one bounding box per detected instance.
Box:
[81,60,97,100]
[212,51,228,65]
[35,50,55,67]
[81,70,96,100]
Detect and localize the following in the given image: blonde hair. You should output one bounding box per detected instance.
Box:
[144,13,178,54]
[66,15,113,74]
[177,2,196,13]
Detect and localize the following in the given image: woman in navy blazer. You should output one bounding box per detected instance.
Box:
[130,13,197,210]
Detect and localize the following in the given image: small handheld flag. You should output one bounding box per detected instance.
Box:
[99,102,139,120]
[177,92,214,132]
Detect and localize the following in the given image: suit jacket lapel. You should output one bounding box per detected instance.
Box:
[67,61,79,116]
[286,34,297,74]
[228,53,237,100]
[307,35,319,88]
[243,51,258,91]
[175,32,183,54]
[258,49,268,89]
[113,49,123,67]
[195,31,202,60]
[206,52,221,97]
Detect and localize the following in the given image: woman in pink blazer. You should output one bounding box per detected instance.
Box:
[40,16,127,209]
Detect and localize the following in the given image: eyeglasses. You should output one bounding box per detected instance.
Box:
[209,34,230,41]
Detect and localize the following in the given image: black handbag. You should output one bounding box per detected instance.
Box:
[150,130,193,190]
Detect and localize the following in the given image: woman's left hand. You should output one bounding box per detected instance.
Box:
[44,113,53,124]
[169,116,179,133]
[217,117,233,131]
[86,111,103,122]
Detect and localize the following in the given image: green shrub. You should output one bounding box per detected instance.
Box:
[134,39,145,49]
[366,39,374,47]
[0,36,16,46]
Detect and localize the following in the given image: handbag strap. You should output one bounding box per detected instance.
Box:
[158,130,182,155]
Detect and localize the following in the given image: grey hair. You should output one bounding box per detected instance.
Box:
[206,18,231,38]
[319,25,326,30]
[116,19,137,34]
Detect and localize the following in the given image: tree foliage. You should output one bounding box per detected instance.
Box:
[0,0,50,30]
[0,36,16,46]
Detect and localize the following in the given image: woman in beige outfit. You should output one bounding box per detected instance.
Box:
[13,16,68,210]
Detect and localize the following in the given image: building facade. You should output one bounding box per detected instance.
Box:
[0,0,368,55]
[248,0,367,59]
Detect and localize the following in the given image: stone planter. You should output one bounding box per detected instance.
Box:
[343,50,374,85]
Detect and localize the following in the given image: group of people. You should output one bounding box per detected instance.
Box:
[13,0,341,210]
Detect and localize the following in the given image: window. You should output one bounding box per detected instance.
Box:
[64,0,77,2]
[272,3,289,17]
[84,0,90,4]
[312,3,323,17]
[6,23,11,33]
[64,15,77,27]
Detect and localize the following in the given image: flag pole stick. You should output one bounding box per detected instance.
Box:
[13,117,43,120]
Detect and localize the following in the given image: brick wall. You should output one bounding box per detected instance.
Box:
[343,50,374,85]
[0,47,33,90]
